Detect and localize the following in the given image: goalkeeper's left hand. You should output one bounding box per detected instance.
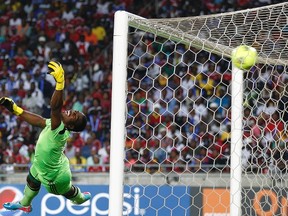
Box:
[48,60,65,90]
[0,97,23,116]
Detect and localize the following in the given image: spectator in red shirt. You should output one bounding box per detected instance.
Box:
[12,144,28,172]
[16,80,26,99]
[148,104,163,127]
[101,91,111,112]
[76,34,90,62]
[71,133,85,148]
[14,47,28,67]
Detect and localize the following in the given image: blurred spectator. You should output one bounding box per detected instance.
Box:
[98,139,110,164]
[36,36,51,62]
[102,146,110,172]
[11,144,29,172]
[83,27,98,46]
[0,83,9,98]
[87,146,103,172]
[180,147,193,165]
[91,20,106,43]
[87,154,103,172]
[96,0,111,15]
[92,63,104,83]
[208,147,228,172]
[16,81,26,100]
[71,133,85,148]
[0,115,8,139]
[125,150,137,171]
[76,34,89,63]
[65,137,76,160]
[62,3,75,22]
[163,148,185,173]
[79,123,93,142]
[101,91,111,113]
[72,93,85,112]
[27,144,35,164]
[81,136,97,159]
[28,81,45,115]
[14,47,29,67]
[22,88,38,114]
[195,147,210,172]
[17,19,32,40]
[88,107,102,136]
[74,69,89,92]
[69,147,87,172]
[136,148,151,172]
[152,139,167,163]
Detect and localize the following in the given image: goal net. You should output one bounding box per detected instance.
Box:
[109,2,288,216]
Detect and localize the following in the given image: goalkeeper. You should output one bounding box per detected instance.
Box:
[2,60,91,213]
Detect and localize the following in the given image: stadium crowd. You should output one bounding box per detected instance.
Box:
[0,0,286,175]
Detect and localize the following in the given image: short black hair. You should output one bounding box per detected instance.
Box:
[72,113,87,132]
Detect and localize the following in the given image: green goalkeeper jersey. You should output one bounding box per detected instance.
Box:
[33,119,70,180]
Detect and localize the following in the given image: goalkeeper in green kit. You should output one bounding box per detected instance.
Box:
[2,60,91,213]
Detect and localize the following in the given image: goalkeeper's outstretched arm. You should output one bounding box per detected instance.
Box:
[0,60,66,130]
[0,97,46,128]
[48,60,65,130]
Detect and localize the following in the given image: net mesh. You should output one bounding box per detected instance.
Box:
[129,2,288,65]
[121,2,288,215]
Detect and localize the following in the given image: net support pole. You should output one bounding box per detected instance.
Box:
[230,65,243,216]
[109,11,129,216]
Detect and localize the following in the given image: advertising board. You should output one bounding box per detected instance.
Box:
[0,184,191,216]
[1,184,284,215]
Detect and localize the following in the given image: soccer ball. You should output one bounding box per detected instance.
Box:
[231,45,258,70]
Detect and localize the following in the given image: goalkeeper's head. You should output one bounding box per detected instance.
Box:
[62,110,87,132]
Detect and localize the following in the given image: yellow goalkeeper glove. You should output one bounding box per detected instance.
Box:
[48,60,65,90]
[0,97,23,116]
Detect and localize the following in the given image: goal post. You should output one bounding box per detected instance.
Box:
[230,66,244,215]
[109,2,288,216]
[108,11,128,216]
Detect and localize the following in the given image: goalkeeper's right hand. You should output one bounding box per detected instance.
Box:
[0,97,23,116]
[48,60,65,90]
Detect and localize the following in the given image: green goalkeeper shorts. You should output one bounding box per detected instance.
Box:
[29,163,72,195]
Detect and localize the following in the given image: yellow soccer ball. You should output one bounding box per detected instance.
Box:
[231,45,258,70]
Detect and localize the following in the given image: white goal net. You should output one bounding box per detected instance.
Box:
[109,2,288,216]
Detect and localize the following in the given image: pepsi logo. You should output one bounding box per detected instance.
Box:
[0,186,23,215]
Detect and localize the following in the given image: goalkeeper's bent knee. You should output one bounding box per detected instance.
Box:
[26,172,41,191]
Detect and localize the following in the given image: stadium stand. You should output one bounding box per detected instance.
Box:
[0,0,285,175]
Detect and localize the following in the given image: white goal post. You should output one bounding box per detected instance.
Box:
[109,2,288,216]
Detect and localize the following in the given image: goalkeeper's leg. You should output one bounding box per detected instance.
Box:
[47,167,91,204]
[63,185,91,204]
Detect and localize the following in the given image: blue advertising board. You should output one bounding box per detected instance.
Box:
[0,184,191,216]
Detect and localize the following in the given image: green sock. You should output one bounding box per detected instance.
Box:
[20,185,39,206]
[69,187,87,204]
